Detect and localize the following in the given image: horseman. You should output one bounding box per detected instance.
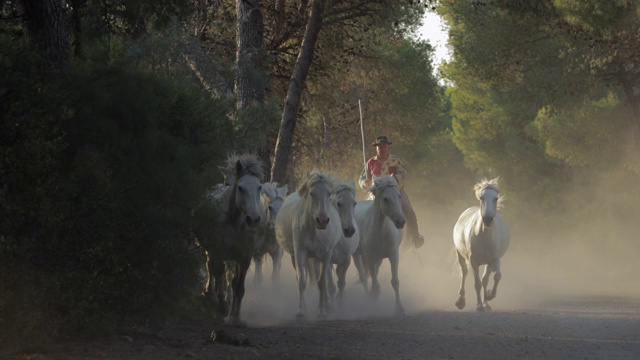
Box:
[358,135,425,249]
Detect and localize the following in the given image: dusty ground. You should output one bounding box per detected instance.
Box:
[3,296,639,359]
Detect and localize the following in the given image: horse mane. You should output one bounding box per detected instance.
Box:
[221,153,264,226]
[367,175,398,195]
[297,171,333,196]
[474,177,505,208]
[332,181,355,196]
[229,153,265,182]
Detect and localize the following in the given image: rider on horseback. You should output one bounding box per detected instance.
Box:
[358,135,425,249]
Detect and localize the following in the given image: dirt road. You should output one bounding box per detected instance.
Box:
[4,295,639,360]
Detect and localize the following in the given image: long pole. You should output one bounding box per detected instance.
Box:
[358,99,366,166]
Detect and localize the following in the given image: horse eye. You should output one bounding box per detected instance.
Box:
[238,185,245,193]
[337,201,342,208]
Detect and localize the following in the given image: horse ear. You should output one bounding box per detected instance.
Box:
[298,181,309,196]
[348,182,356,191]
[235,159,243,173]
[279,184,288,195]
[262,184,275,198]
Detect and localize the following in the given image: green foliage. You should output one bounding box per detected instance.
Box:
[533,91,633,167]
[439,0,640,240]
[0,37,233,347]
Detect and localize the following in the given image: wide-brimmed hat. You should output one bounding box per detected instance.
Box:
[372,135,392,146]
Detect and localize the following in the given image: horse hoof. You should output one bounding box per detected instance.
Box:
[395,306,405,316]
[455,298,465,310]
[484,304,492,311]
[476,305,485,312]
[295,312,306,320]
[370,288,381,300]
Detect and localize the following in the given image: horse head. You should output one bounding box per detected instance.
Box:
[474,178,502,227]
[261,182,288,225]
[331,181,357,238]
[371,175,405,229]
[298,172,333,229]
[228,154,264,227]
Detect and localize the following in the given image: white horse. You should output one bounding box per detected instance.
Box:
[308,181,359,308]
[453,178,510,312]
[275,172,341,318]
[198,153,264,325]
[252,182,288,288]
[326,181,359,307]
[353,175,406,315]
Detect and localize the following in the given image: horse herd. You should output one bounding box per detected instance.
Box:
[198,153,510,325]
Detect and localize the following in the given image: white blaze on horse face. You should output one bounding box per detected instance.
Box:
[480,188,499,226]
[236,174,263,226]
[309,182,332,229]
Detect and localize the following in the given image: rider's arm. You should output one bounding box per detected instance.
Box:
[391,155,406,188]
[359,163,372,189]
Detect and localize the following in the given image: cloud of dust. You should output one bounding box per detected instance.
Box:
[239,172,640,325]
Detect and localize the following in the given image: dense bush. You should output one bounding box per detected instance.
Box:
[0,39,234,346]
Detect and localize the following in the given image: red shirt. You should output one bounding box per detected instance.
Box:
[359,154,406,189]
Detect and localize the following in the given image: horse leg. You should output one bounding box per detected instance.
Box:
[480,264,492,311]
[390,251,405,316]
[209,255,228,316]
[471,262,484,312]
[253,255,264,287]
[352,252,369,293]
[224,261,234,310]
[270,246,283,290]
[327,264,337,306]
[224,262,239,323]
[202,249,214,298]
[226,258,250,326]
[484,260,502,306]
[369,259,382,300]
[335,260,349,307]
[317,260,330,318]
[455,251,467,310]
[294,249,308,319]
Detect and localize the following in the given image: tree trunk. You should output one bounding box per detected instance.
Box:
[22,0,70,69]
[70,0,87,59]
[235,0,272,179]
[270,0,324,185]
[235,0,265,109]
